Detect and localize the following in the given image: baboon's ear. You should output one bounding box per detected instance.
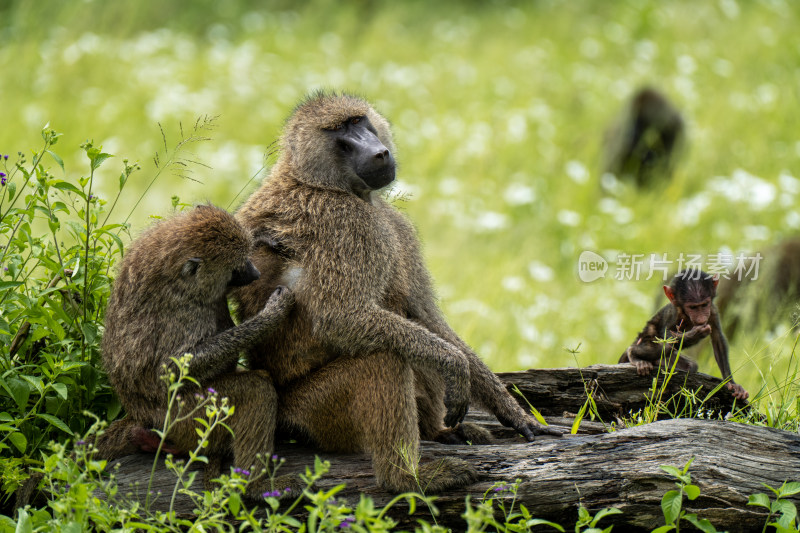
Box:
[181,258,202,277]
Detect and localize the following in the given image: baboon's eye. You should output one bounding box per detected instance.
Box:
[351,117,360,125]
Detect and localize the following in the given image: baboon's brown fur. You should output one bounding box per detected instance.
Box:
[234,91,560,493]
[603,87,686,188]
[97,204,297,499]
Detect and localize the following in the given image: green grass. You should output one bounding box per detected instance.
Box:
[2,0,799,398]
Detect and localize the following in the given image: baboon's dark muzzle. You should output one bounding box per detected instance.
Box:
[348,129,396,190]
[229,260,261,287]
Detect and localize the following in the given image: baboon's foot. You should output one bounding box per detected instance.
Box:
[433,422,494,445]
[415,457,479,493]
[379,456,478,493]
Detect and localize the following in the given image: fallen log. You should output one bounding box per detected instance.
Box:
[98,365,788,531]
[500,363,747,419]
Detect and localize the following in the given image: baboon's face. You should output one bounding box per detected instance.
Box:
[325,115,395,193]
[184,248,260,298]
[228,259,261,287]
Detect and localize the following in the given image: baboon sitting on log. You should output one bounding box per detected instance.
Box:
[97,204,297,500]
[234,91,561,493]
[619,269,748,400]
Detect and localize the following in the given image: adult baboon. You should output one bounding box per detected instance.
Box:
[235,91,560,493]
[717,239,800,338]
[603,87,686,189]
[97,204,297,499]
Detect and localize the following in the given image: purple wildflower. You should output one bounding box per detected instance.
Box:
[262,490,282,498]
[284,487,291,493]
[207,387,217,394]
[271,454,279,461]
[75,440,87,446]
[3,155,7,160]
[1,173,6,186]
[338,516,356,529]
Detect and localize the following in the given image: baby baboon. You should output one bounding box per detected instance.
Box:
[603,87,686,189]
[235,91,561,493]
[619,269,748,400]
[97,204,297,499]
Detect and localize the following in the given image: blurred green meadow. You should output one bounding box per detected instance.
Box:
[2,0,799,399]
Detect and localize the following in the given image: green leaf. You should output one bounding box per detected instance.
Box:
[61,523,82,533]
[571,399,588,434]
[1,377,31,411]
[52,382,68,400]
[52,181,84,196]
[660,465,683,478]
[90,152,113,171]
[0,281,24,291]
[9,431,27,453]
[81,322,98,344]
[36,413,74,436]
[683,514,718,533]
[778,482,800,498]
[748,493,771,509]
[651,526,675,533]
[46,150,64,172]
[20,375,43,395]
[228,491,241,516]
[7,181,16,201]
[15,507,32,533]
[106,395,122,420]
[684,484,701,500]
[774,499,797,528]
[591,507,623,526]
[661,490,682,524]
[526,519,565,531]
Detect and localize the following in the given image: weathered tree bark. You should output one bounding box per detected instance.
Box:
[500,363,748,420]
[102,365,791,532]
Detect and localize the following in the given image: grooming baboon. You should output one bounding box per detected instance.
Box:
[619,269,748,400]
[717,239,800,339]
[603,87,686,189]
[234,91,561,493]
[97,204,297,500]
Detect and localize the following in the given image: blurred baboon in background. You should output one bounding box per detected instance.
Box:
[234,91,561,494]
[716,238,800,339]
[97,204,297,500]
[602,87,686,190]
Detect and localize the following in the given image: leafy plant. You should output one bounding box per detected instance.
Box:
[0,128,136,484]
[748,481,800,533]
[654,457,718,533]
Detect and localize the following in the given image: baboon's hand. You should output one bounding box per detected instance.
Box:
[677,324,711,343]
[259,285,295,318]
[443,390,470,428]
[633,359,654,376]
[517,417,566,441]
[727,382,749,401]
